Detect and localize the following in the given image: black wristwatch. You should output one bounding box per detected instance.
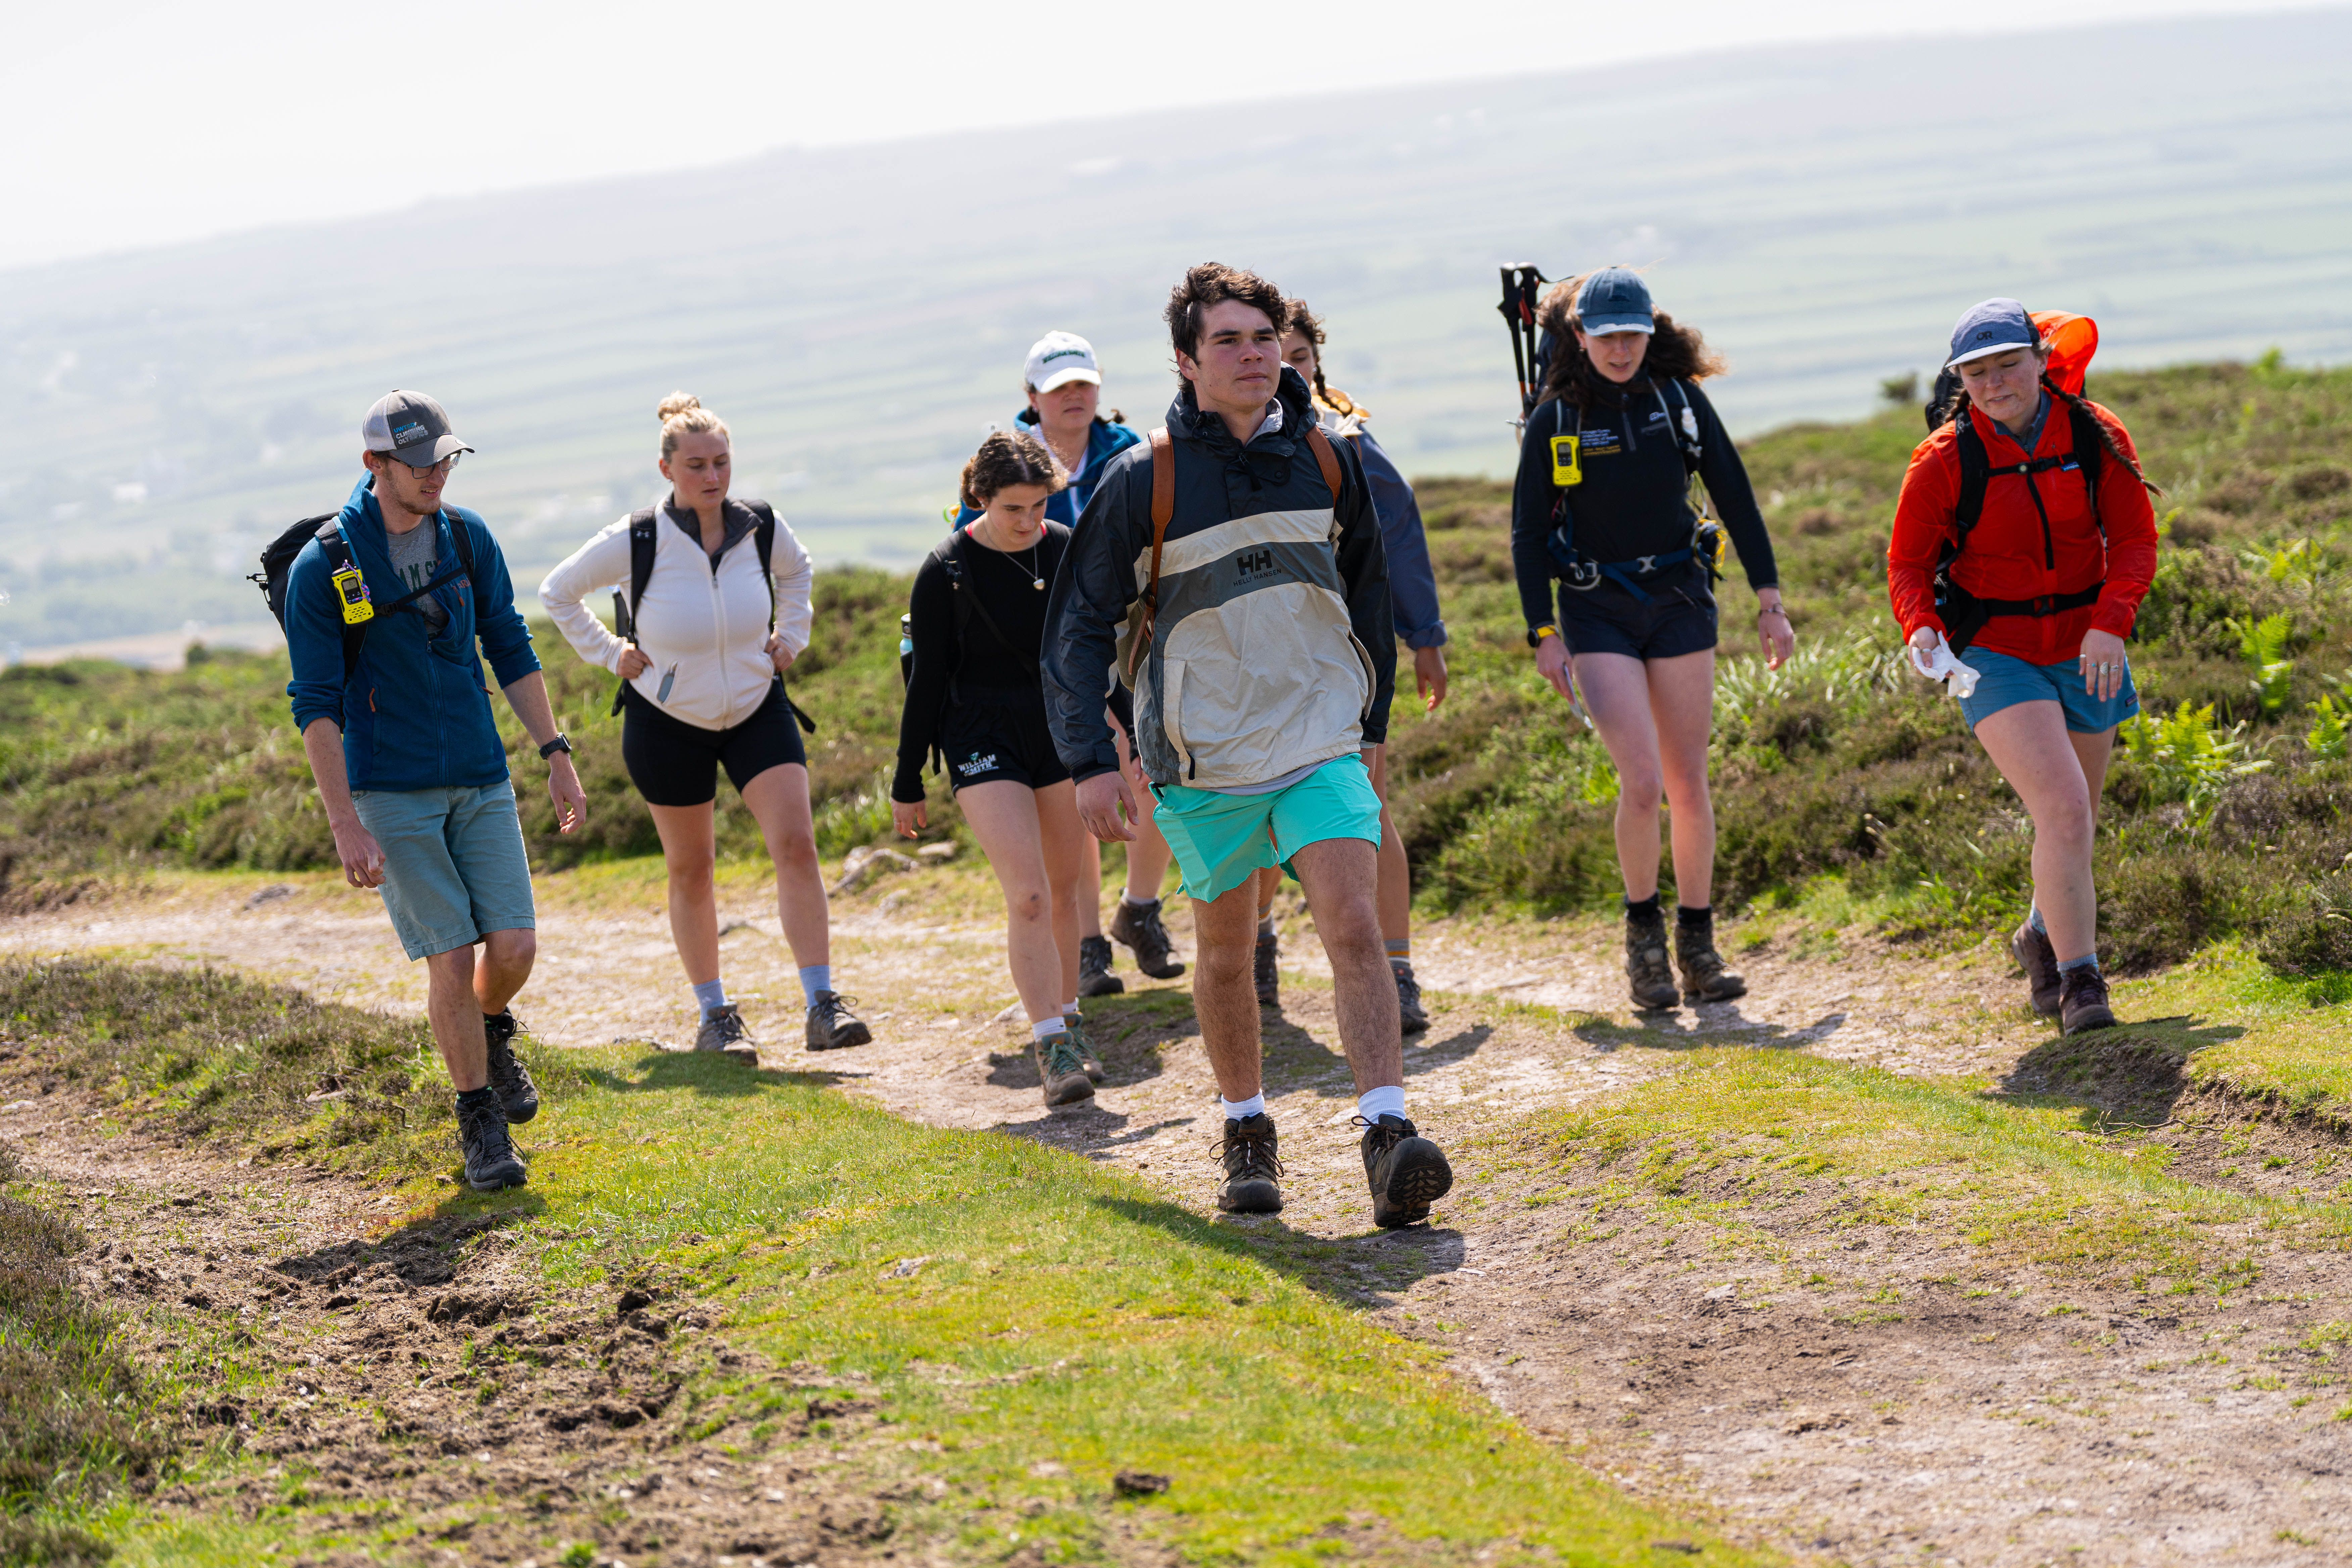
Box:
[538,734,574,760]
[1526,623,1559,649]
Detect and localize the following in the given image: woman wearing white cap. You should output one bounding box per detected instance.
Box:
[1508,268,1792,1013]
[957,332,1184,999]
[1889,299,2160,1035]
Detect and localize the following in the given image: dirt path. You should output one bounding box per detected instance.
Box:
[10,870,2350,1565]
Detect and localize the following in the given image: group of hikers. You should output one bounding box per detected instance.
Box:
[279,259,2158,1227]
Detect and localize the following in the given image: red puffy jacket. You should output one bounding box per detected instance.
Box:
[1886,398,2158,667]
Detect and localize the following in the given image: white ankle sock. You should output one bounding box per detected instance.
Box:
[1031,1018,1070,1042]
[1219,1093,1266,1121]
[1357,1084,1406,1123]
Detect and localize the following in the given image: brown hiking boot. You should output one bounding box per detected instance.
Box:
[1032,1027,1096,1107]
[1674,919,1747,1003]
[804,991,872,1052]
[1356,1113,1453,1229]
[1395,964,1429,1035]
[2010,920,2062,1018]
[1214,1112,1283,1214]
[1254,932,1280,1008]
[693,1004,757,1052]
[1625,913,1680,1011]
[1110,897,1186,979]
[2059,965,2116,1035]
[1078,935,1124,998]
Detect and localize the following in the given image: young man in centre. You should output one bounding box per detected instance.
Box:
[1043,262,1454,1227]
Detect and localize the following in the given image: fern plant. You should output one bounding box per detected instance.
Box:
[2229,610,2296,715]
[2309,695,2350,761]
[2120,700,2270,817]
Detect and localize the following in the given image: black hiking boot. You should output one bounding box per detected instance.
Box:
[1033,1027,1096,1107]
[2011,920,2063,1019]
[1395,964,1429,1036]
[805,991,872,1052]
[1214,1112,1283,1215]
[1110,898,1186,979]
[1254,932,1280,1008]
[1673,917,1747,1003]
[1065,1016,1106,1084]
[2060,965,2117,1035]
[693,1003,757,1053]
[1078,935,1124,998]
[1625,912,1681,1011]
[458,1090,527,1192]
[481,1010,539,1125]
[1357,1113,1453,1229]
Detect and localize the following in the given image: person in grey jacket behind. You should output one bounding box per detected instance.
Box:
[1044,261,1455,1230]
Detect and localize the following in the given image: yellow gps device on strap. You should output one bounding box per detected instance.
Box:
[331,562,373,625]
[1550,432,1581,486]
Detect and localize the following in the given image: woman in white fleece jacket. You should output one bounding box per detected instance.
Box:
[540,393,870,1055]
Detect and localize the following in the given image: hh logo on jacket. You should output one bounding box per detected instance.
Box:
[1235,548,1276,578]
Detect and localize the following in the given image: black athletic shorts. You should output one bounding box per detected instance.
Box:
[941,696,1070,794]
[622,680,806,807]
[1556,564,1718,662]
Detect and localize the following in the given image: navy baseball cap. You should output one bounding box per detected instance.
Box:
[1946,299,2041,368]
[1576,267,1655,335]
[361,390,473,467]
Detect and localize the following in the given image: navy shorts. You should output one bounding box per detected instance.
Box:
[1556,565,1717,662]
[942,697,1070,793]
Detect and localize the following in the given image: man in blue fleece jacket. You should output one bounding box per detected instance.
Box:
[287,390,587,1192]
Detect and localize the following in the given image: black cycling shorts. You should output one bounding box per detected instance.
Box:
[1557,565,1718,662]
[941,697,1070,794]
[622,680,806,807]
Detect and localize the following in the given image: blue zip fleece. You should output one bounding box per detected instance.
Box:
[285,476,541,792]
[1348,425,1447,650]
[954,413,1142,528]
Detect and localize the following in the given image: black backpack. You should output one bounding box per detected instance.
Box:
[607,499,815,733]
[251,510,477,675]
[1926,386,2106,655]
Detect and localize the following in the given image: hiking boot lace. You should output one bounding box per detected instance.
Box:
[1130,904,1174,960]
[1039,1030,1087,1080]
[1214,1120,1284,1182]
[710,1009,751,1045]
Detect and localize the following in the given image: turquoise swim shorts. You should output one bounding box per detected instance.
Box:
[1151,755,1381,903]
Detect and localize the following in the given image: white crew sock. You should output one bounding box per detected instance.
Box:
[1219,1093,1267,1122]
[1031,1018,1071,1042]
[1357,1084,1406,1124]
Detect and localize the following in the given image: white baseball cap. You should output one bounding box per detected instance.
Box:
[1024,331,1101,394]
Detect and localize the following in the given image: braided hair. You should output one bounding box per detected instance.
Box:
[1282,298,1360,414]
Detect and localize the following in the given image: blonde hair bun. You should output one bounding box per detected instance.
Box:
[657,391,702,423]
[655,392,728,458]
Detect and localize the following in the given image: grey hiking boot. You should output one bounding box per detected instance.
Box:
[1357,1113,1453,1229]
[2011,919,2063,1018]
[1673,918,1747,1003]
[482,1010,538,1124]
[1110,897,1186,979]
[2060,965,2117,1035]
[1065,1016,1106,1084]
[458,1091,527,1192]
[693,1003,756,1052]
[1625,913,1681,1011]
[1078,935,1124,998]
[805,991,873,1052]
[1214,1112,1283,1215]
[1395,964,1429,1036]
[1033,1027,1096,1108]
[1254,932,1280,1008]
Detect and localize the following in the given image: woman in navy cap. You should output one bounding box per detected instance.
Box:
[1509,267,1791,1012]
[1888,299,2160,1035]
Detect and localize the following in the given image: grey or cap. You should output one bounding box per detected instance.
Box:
[361,389,474,466]
[1946,298,2040,368]
[1576,267,1655,335]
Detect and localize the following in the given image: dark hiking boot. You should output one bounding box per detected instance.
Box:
[1033,1028,1096,1107]
[2060,966,2117,1035]
[2011,920,2063,1019]
[694,1003,757,1053]
[1065,1016,1106,1084]
[1078,935,1124,998]
[805,991,873,1052]
[1395,964,1429,1036]
[458,1092,527,1192]
[481,1010,538,1125]
[1625,913,1681,1011]
[1110,898,1186,979]
[1254,933,1280,1008]
[1674,920,1748,1003]
[1357,1113,1453,1229]
[1214,1113,1283,1215]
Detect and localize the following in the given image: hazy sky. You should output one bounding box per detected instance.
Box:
[3,0,2334,272]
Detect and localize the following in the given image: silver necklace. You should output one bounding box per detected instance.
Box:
[980,520,1045,589]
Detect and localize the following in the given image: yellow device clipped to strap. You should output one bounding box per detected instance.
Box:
[331,561,374,626]
[1550,432,1582,486]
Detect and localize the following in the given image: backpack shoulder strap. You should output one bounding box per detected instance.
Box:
[626,507,659,621]
[1950,408,1990,546]
[320,520,370,673]
[2062,399,2106,533]
[1304,423,1344,505]
[444,508,480,584]
[1664,379,1703,472]
[740,498,780,633]
[1124,430,1177,687]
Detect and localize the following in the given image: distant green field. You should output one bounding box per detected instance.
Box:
[2,12,2348,647]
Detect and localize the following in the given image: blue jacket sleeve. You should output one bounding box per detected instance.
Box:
[461,514,542,688]
[285,539,350,734]
[1352,429,1446,649]
[1042,452,1146,784]
[1334,440,1400,745]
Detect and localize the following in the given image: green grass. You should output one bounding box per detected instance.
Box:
[10,961,1764,1566]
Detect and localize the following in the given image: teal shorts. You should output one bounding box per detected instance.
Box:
[352,781,537,960]
[1152,756,1381,903]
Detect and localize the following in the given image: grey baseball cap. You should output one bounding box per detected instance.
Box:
[361,390,474,467]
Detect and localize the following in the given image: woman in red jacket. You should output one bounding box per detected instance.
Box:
[1887,299,2159,1035]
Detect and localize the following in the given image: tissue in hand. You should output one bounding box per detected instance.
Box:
[1908,638,1981,700]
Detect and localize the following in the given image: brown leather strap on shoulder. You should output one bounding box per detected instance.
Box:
[1305,423,1343,504]
[1126,428,1176,685]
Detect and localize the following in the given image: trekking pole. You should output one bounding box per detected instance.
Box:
[1497,264,1549,430]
